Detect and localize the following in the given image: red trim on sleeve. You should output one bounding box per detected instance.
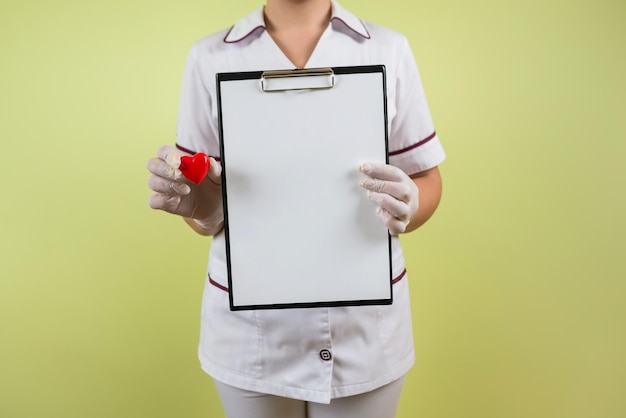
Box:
[389,131,437,157]
[175,144,221,162]
[392,269,407,285]
[209,276,229,293]
[175,144,196,155]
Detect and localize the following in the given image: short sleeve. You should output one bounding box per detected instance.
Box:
[175,44,221,158]
[388,37,445,175]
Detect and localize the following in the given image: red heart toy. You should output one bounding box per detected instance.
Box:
[179,153,210,184]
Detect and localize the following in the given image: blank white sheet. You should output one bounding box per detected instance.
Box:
[218,67,391,309]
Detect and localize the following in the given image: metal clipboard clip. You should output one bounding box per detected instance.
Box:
[261,68,335,92]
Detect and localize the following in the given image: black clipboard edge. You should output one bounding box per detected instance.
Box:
[216,65,392,311]
[216,64,386,83]
[230,295,393,312]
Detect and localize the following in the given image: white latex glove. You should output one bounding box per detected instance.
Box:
[147,145,223,231]
[359,162,419,235]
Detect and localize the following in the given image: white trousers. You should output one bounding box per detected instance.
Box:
[213,377,405,418]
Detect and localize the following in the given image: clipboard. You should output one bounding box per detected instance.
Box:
[217,65,391,310]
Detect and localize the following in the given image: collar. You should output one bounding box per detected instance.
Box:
[224,0,370,43]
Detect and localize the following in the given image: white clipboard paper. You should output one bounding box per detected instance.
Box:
[217,65,391,310]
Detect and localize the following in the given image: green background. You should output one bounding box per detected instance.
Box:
[1,0,624,417]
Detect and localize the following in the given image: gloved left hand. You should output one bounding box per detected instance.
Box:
[359,162,419,235]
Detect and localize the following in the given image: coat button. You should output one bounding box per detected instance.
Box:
[319,349,332,361]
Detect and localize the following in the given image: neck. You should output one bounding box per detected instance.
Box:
[264,0,332,31]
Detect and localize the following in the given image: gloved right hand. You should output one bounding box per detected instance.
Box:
[147,145,223,233]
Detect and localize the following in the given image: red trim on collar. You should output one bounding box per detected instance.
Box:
[331,16,370,39]
[223,24,266,44]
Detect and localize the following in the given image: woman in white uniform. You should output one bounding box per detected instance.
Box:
[147,1,445,417]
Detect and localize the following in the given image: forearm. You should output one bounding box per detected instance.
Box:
[404,166,442,233]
